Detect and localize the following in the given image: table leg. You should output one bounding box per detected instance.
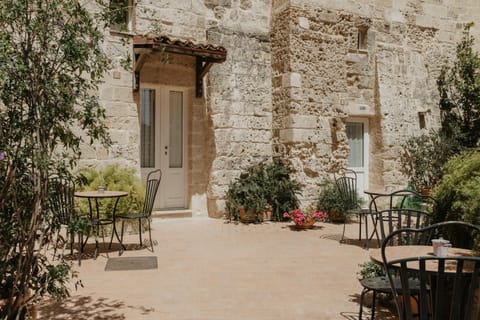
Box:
[109,197,125,250]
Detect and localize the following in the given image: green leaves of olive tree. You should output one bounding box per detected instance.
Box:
[0,0,111,318]
[438,23,480,149]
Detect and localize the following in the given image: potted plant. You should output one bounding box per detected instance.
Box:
[225,167,269,223]
[263,159,301,221]
[316,179,349,223]
[225,160,300,223]
[283,207,327,229]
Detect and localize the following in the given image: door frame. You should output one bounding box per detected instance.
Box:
[139,82,189,210]
[346,117,369,200]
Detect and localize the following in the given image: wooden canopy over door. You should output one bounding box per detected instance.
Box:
[133,35,227,97]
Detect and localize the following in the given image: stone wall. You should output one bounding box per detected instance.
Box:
[136,0,272,217]
[205,28,273,217]
[83,0,480,217]
[272,0,480,206]
[79,35,139,171]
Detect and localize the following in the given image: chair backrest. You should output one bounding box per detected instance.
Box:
[376,208,432,245]
[381,221,480,320]
[334,168,357,182]
[49,176,76,226]
[142,169,162,217]
[369,189,436,212]
[335,176,359,210]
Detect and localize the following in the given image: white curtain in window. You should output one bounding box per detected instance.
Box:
[346,122,364,167]
[141,89,155,168]
[169,91,183,168]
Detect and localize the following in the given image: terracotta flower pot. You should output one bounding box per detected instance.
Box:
[239,207,262,223]
[294,218,316,229]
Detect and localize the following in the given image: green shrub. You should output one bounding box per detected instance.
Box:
[432,151,480,224]
[400,131,455,191]
[357,261,385,279]
[264,160,301,221]
[316,179,359,223]
[225,160,301,222]
[75,164,144,218]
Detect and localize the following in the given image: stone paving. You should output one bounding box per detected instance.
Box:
[38,218,397,319]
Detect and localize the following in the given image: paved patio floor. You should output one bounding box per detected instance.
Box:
[38,218,397,320]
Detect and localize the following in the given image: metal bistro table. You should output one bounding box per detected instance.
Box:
[370,245,480,317]
[369,245,478,271]
[74,190,128,258]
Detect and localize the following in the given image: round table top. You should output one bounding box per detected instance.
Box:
[370,245,479,273]
[74,190,129,198]
[364,188,413,197]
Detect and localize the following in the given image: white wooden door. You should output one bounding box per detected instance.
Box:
[140,86,186,209]
[346,119,369,203]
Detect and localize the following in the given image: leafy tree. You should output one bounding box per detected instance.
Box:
[432,151,480,224]
[0,0,111,318]
[400,130,455,190]
[438,23,480,149]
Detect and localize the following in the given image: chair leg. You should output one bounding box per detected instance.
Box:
[78,233,82,266]
[70,231,74,256]
[340,221,346,243]
[139,218,143,246]
[359,287,370,320]
[148,218,153,252]
[119,220,125,256]
[358,213,363,241]
[364,214,369,249]
[371,290,376,320]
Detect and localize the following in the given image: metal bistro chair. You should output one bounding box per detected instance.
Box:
[366,189,437,248]
[358,208,432,320]
[116,169,161,255]
[49,176,82,265]
[335,171,370,244]
[382,221,480,320]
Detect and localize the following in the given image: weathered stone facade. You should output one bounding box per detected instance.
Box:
[81,0,480,217]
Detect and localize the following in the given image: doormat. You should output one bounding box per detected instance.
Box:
[105,256,158,271]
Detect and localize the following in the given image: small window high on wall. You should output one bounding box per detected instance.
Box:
[357,27,368,51]
[418,112,426,129]
[110,0,133,32]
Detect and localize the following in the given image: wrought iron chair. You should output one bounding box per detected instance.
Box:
[335,171,369,244]
[366,189,437,248]
[116,169,161,255]
[381,221,480,320]
[358,208,432,320]
[49,176,82,265]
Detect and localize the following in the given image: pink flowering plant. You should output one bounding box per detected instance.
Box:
[283,207,327,226]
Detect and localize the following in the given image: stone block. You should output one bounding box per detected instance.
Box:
[298,17,310,29]
[422,3,448,18]
[415,15,435,29]
[286,114,318,129]
[385,9,405,23]
[204,0,232,9]
[279,128,323,143]
[282,72,302,88]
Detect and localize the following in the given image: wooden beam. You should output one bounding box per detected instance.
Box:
[196,57,203,98]
[134,53,149,73]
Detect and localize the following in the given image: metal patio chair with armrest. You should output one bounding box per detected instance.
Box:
[358,208,432,320]
[48,176,83,265]
[366,190,437,248]
[336,173,369,244]
[116,169,161,255]
[381,221,480,320]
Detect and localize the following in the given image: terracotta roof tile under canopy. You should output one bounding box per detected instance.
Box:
[133,36,227,96]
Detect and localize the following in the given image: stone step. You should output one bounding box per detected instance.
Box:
[152,209,193,219]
